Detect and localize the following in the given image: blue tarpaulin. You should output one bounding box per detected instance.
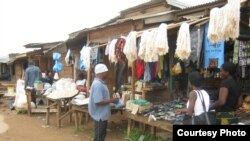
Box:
[204,23,224,68]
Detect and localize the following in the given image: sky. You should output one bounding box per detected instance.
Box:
[0,0,214,58]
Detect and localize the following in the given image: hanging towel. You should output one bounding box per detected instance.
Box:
[175,22,191,60]
[138,30,149,60]
[109,39,118,63]
[154,23,169,56]
[123,31,137,66]
[145,29,158,62]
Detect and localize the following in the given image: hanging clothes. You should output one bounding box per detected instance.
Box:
[109,39,118,63]
[190,26,204,68]
[90,47,99,66]
[154,23,169,56]
[175,22,191,60]
[143,63,151,82]
[115,60,126,92]
[105,41,110,56]
[203,23,225,68]
[135,59,145,79]
[233,41,239,64]
[138,30,149,61]
[115,37,126,62]
[123,31,137,66]
[239,41,250,66]
[145,29,158,62]
[157,56,164,79]
[80,46,91,71]
[65,49,71,66]
[150,62,157,80]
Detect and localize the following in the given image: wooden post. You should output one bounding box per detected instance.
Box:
[131,63,135,100]
[131,21,136,100]
[74,111,79,131]
[86,34,91,97]
[46,99,50,125]
[86,68,91,97]
[127,118,132,136]
[57,100,61,128]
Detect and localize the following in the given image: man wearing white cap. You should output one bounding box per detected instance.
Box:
[88,64,118,141]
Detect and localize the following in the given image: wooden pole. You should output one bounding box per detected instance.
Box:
[86,34,91,97]
[131,63,135,100]
[131,22,136,100]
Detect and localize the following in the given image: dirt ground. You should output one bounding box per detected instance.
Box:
[0,97,128,141]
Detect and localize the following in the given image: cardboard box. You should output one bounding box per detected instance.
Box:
[126,100,152,114]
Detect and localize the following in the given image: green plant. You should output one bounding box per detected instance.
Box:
[125,128,165,141]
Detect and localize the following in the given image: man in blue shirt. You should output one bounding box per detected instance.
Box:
[88,64,118,141]
[25,60,41,104]
[25,60,41,88]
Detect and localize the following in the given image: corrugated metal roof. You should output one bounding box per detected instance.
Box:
[24,41,63,48]
[166,0,189,9]
[119,10,175,21]
[179,0,226,11]
[120,0,165,14]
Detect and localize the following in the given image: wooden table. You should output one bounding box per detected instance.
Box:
[126,112,173,136]
[25,89,56,116]
[45,93,79,128]
[72,105,125,131]
[71,105,89,131]
[123,85,166,99]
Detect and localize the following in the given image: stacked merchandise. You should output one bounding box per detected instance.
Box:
[44,78,79,100]
[145,101,185,123]
[127,100,186,124]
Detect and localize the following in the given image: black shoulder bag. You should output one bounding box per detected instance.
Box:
[194,90,216,125]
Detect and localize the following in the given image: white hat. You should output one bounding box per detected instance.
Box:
[95,64,108,74]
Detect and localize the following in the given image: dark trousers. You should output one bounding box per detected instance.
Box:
[31,88,36,104]
[94,120,108,141]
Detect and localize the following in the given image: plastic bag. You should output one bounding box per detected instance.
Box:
[53,52,61,61]
[53,61,63,72]
[13,79,27,109]
[172,62,182,75]
[54,72,59,80]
